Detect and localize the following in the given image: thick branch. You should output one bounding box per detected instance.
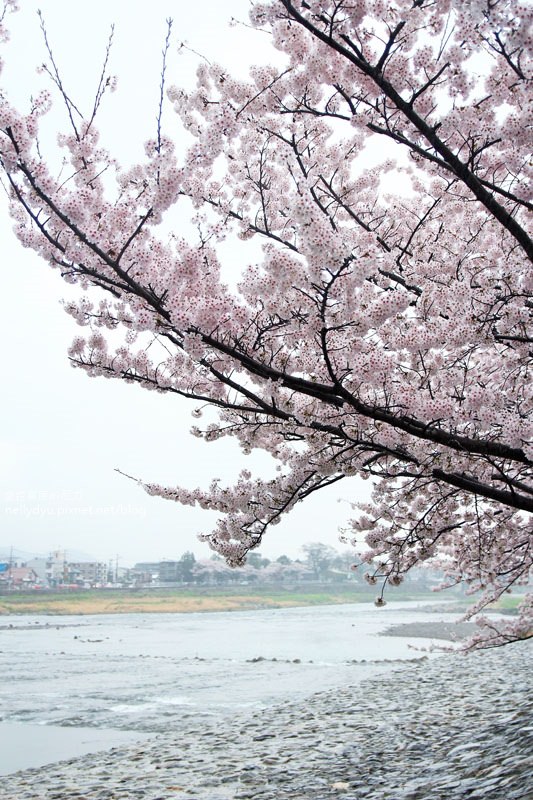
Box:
[433,468,533,513]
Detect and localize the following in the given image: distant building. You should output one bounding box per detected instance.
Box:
[68,562,108,586]
[26,558,49,585]
[0,566,40,588]
[131,562,160,585]
[45,550,68,586]
[26,551,67,586]
[133,562,160,573]
[158,561,180,583]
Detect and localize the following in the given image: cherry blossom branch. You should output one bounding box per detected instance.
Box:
[279,0,533,262]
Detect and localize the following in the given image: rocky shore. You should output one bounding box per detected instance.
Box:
[3,640,531,800]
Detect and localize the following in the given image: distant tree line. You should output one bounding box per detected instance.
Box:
[132,543,441,589]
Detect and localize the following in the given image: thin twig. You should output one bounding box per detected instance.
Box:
[87,24,115,132]
[156,18,173,155]
[37,10,83,139]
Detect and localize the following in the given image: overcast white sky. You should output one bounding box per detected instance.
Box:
[0,0,371,566]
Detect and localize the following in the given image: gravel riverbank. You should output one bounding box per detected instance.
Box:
[3,641,531,800]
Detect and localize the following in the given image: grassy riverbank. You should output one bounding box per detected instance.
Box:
[0,584,431,616]
[0,585,522,617]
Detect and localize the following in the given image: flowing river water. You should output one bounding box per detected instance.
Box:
[0,601,464,774]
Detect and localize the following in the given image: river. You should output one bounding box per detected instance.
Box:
[0,601,469,775]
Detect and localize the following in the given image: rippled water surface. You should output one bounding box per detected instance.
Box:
[0,602,456,732]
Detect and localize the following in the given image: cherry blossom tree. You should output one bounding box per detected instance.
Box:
[0,0,531,647]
